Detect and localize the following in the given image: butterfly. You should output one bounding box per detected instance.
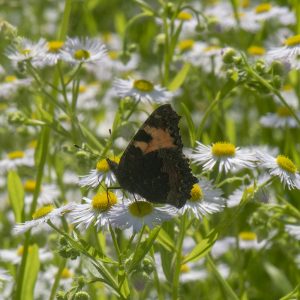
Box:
[106,104,197,208]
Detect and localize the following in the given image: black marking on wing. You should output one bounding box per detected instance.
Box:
[109,104,197,208]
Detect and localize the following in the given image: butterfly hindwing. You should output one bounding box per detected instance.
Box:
[107,104,197,208]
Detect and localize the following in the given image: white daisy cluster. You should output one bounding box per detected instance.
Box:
[6,36,107,68]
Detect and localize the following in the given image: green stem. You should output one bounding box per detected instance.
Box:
[14,1,72,298]
[196,91,222,139]
[48,258,67,300]
[243,55,300,127]
[207,255,239,300]
[172,214,186,300]
[14,126,51,300]
[48,223,121,295]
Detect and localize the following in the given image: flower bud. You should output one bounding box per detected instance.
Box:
[8,111,27,125]
[222,48,238,64]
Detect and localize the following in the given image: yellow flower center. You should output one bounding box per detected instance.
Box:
[21,49,31,56]
[48,41,64,52]
[24,180,37,193]
[284,35,300,47]
[4,75,17,82]
[178,39,194,52]
[74,49,90,60]
[17,245,33,256]
[177,11,193,21]
[241,0,250,8]
[102,32,112,43]
[180,264,191,273]
[203,45,220,53]
[79,85,87,93]
[276,106,292,117]
[133,80,154,92]
[92,192,117,210]
[245,186,254,194]
[255,3,272,14]
[61,268,73,278]
[189,184,203,202]
[32,205,54,220]
[108,50,118,60]
[7,151,24,160]
[239,231,257,241]
[128,201,153,217]
[282,84,292,91]
[0,103,8,111]
[17,245,24,256]
[28,140,38,148]
[247,46,266,56]
[211,142,236,157]
[276,155,297,174]
[97,157,120,172]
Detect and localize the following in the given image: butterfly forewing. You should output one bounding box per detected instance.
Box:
[110,104,197,208]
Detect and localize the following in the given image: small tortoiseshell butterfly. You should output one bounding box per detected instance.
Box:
[106,104,197,208]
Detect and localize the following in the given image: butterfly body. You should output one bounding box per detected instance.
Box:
[107,104,197,208]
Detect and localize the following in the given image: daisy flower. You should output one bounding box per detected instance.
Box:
[6,37,48,63]
[205,3,261,33]
[79,157,119,188]
[251,3,295,25]
[0,149,34,173]
[0,246,53,264]
[247,45,266,59]
[211,237,235,258]
[0,268,11,287]
[278,85,299,109]
[107,198,177,232]
[0,75,32,99]
[191,141,256,173]
[285,224,300,239]
[227,175,271,208]
[43,40,65,65]
[267,34,300,69]
[250,3,295,25]
[179,40,223,74]
[23,180,60,207]
[13,203,74,235]
[113,77,172,103]
[179,179,225,219]
[68,82,100,111]
[257,152,300,189]
[68,191,119,231]
[260,107,300,128]
[238,231,267,250]
[179,262,208,283]
[60,37,107,65]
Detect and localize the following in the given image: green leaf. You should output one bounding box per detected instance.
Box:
[279,284,300,300]
[264,262,293,294]
[79,239,117,264]
[182,230,218,264]
[156,228,175,252]
[168,63,190,91]
[180,103,196,147]
[21,244,40,300]
[118,266,130,298]
[226,117,236,145]
[133,0,155,15]
[7,170,24,223]
[207,255,239,300]
[114,12,127,37]
[128,227,160,272]
[159,247,173,282]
